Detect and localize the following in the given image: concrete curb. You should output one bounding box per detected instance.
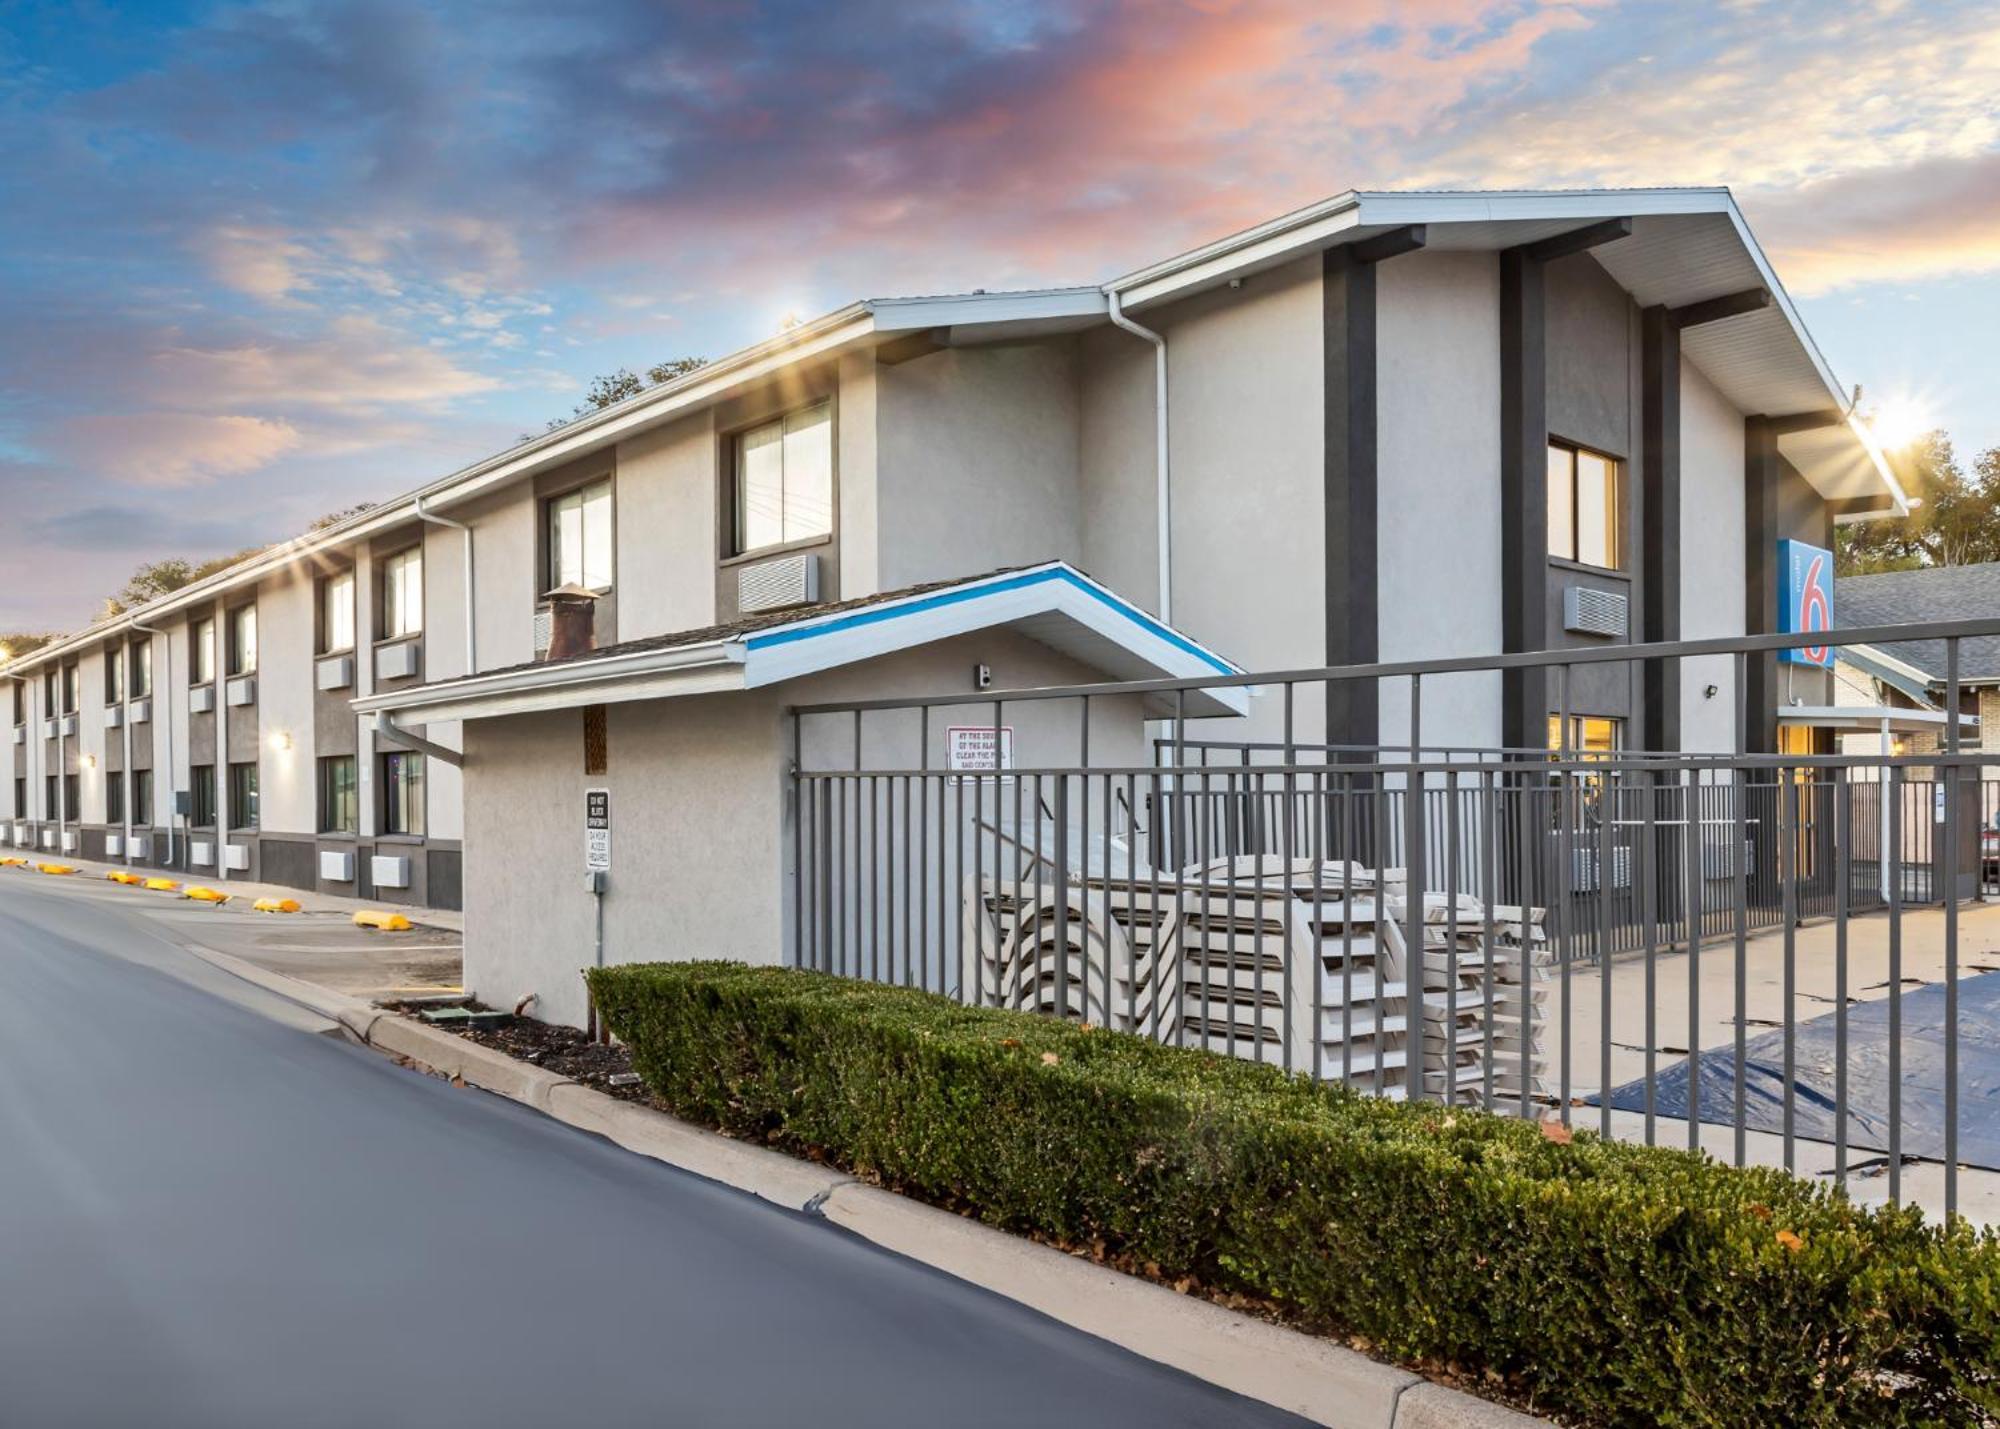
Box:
[181,942,1546,1429]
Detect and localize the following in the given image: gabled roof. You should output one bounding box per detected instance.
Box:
[354,561,1248,725]
[1837,564,2000,686]
[3,187,1901,676]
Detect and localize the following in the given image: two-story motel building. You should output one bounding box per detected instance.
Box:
[1,188,1904,1017]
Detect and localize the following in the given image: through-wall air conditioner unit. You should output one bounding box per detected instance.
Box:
[226,676,257,707]
[60,831,79,854]
[223,843,250,872]
[191,839,216,867]
[319,849,356,882]
[40,829,56,850]
[316,655,355,692]
[738,552,820,614]
[370,854,411,889]
[532,606,554,658]
[130,698,151,724]
[106,704,124,729]
[10,726,21,745]
[59,714,76,737]
[105,834,124,858]
[1562,585,1629,639]
[190,686,216,714]
[11,823,26,845]
[41,719,55,739]
[375,641,421,681]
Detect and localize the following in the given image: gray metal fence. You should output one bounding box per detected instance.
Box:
[789,619,2000,1220]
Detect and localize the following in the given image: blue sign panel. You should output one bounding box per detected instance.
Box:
[1777,538,1834,667]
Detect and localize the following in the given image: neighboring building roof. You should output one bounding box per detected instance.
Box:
[3,187,1901,676]
[1837,564,2000,687]
[354,561,1249,725]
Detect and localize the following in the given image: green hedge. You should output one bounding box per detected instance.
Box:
[587,961,2000,1427]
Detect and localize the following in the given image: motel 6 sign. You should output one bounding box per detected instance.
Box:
[1777,539,1834,667]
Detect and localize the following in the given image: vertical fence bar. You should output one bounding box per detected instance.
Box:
[1480,767,1500,1115]
[1889,760,1904,1206]
[1731,650,1749,1168]
[1685,767,1703,1153]
[1835,767,1851,1193]
[1779,755,1797,1175]
[1597,766,1614,1141]
[1406,674,1425,1104]
[1556,665,1572,1126]
[1945,635,1962,1219]
[1642,771,1658,1146]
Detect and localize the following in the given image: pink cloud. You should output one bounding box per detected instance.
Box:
[52,412,301,488]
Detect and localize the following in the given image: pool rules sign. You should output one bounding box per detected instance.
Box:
[584,788,612,872]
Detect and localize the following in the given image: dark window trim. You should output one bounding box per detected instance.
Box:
[317,569,358,657]
[539,472,617,596]
[1546,435,1626,573]
[722,396,837,560]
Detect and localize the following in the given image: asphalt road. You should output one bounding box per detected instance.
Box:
[0,875,1309,1429]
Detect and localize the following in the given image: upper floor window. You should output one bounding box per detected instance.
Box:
[545,479,613,593]
[320,570,356,654]
[380,547,424,640]
[130,640,153,699]
[104,644,124,704]
[61,662,78,715]
[191,617,216,685]
[11,679,23,726]
[732,401,832,555]
[1547,442,1623,570]
[43,668,56,713]
[227,604,258,677]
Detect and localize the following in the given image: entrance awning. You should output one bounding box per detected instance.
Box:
[1777,705,1979,736]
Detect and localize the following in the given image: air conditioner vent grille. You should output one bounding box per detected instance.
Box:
[1562,585,1629,638]
[738,553,820,614]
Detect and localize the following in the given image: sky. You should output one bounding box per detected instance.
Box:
[2,0,1998,633]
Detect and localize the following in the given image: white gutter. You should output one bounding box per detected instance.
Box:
[1105,287,1173,625]
[415,496,476,674]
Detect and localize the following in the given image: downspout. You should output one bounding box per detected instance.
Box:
[1106,288,1171,625]
[2,673,26,847]
[415,495,477,675]
[130,621,174,869]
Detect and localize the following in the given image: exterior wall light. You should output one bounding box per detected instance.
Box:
[271,731,293,752]
[82,754,96,769]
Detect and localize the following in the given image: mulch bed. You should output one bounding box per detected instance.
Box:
[378,1002,648,1103]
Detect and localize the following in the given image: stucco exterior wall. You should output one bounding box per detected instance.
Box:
[76,651,105,824]
[836,349,881,598]
[614,409,718,641]
[462,629,1153,1028]
[874,343,1083,590]
[1377,250,1504,752]
[464,483,537,675]
[1680,360,1747,752]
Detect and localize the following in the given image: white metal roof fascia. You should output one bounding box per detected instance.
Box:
[352,640,741,722]
[1842,641,1938,687]
[867,287,1107,333]
[1106,192,1364,309]
[739,563,1251,717]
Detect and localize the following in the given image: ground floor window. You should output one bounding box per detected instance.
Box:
[64,774,78,822]
[380,751,425,837]
[45,774,57,820]
[106,771,124,826]
[318,755,358,834]
[190,765,216,827]
[11,776,23,820]
[228,762,259,830]
[132,769,152,826]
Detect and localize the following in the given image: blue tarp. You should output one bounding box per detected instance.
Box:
[1596,971,2000,1171]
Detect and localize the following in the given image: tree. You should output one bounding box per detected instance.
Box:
[100,548,267,618]
[0,632,57,662]
[310,502,375,531]
[540,357,709,435]
[1836,431,2000,574]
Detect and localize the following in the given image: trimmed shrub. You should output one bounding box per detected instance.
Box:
[587,961,2000,1427]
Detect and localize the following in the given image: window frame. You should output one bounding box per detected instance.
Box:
[379,546,424,641]
[227,760,259,831]
[317,754,359,835]
[130,640,153,699]
[189,764,217,828]
[104,644,124,704]
[191,617,216,686]
[1545,439,1625,572]
[226,604,258,678]
[379,750,426,837]
[61,662,78,715]
[319,570,357,655]
[63,772,78,821]
[728,399,835,558]
[542,477,615,595]
[105,770,124,826]
[131,769,153,827]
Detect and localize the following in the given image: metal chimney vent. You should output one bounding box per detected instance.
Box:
[738,552,820,614]
[1562,585,1629,638]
